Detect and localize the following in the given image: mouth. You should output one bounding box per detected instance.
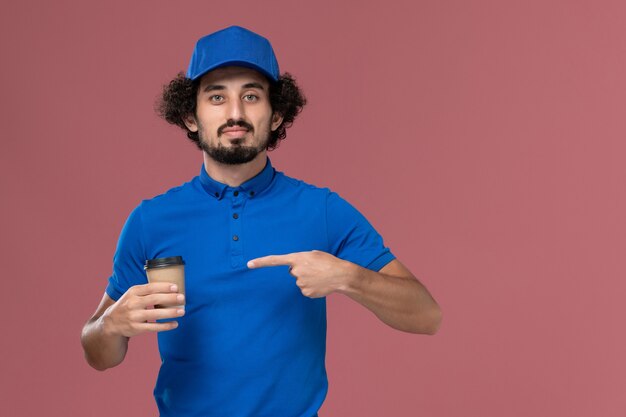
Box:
[222,127,249,133]
[220,127,250,139]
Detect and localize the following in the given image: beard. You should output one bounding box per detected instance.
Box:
[198,119,270,165]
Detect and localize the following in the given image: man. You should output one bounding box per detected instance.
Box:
[81,25,442,417]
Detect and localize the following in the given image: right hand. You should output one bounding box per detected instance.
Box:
[101,282,185,338]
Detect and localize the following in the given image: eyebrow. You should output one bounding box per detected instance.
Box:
[201,82,266,93]
[202,84,225,93]
[242,82,265,90]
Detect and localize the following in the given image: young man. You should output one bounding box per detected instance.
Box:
[81,25,442,417]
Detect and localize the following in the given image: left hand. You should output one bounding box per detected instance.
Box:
[247,250,354,298]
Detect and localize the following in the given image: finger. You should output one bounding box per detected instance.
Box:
[247,254,296,268]
[135,321,179,333]
[140,293,185,308]
[137,307,185,322]
[131,282,180,296]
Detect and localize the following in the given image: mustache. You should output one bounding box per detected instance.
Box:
[217,119,254,136]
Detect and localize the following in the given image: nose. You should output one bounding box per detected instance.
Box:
[226,97,244,120]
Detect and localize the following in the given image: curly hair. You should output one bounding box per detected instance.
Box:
[155,72,306,151]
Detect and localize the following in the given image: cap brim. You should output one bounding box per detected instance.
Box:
[188,60,278,82]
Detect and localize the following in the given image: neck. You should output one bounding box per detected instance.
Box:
[202,152,268,187]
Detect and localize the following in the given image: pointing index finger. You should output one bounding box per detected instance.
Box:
[247,254,296,269]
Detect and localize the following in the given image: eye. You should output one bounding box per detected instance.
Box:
[243,94,259,102]
[209,95,224,103]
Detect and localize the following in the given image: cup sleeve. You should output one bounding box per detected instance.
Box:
[105,204,148,301]
[325,191,395,272]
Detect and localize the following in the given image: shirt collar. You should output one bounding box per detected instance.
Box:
[199,157,275,200]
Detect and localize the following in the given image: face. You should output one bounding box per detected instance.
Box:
[184,66,283,165]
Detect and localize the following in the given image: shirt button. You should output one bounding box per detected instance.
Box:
[233,235,239,241]
[250,191,255,197]
[233,213,239,219]
[234,191,239,196]
[214,192,219,197]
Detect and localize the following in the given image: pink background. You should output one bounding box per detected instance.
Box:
[2,0,625,416]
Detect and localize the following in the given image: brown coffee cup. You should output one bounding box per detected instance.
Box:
[144,256,185,308]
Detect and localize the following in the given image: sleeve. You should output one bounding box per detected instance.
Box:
[105,203,148,301]
[325,191,395,271]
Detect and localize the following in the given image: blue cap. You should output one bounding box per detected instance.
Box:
[186,26,280,82]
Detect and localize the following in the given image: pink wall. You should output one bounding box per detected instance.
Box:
[2,0,625,415]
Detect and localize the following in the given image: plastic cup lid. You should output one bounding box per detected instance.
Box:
[144,256,185,270]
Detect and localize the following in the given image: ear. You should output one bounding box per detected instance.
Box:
[270,112,284,132]
[182,113,199,133]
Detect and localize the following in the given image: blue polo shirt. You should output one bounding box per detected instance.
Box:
[105,157,395,417]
